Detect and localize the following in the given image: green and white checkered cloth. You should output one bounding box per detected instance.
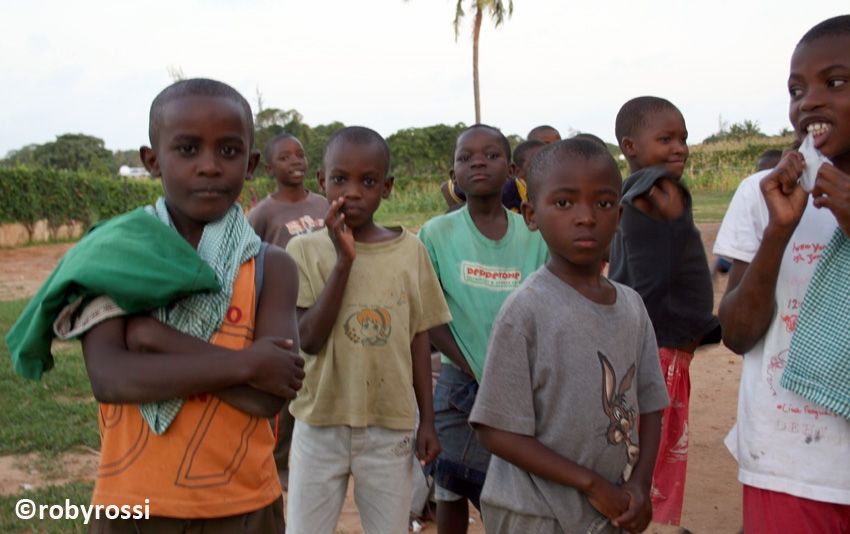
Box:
[783,227,850,420]
[139,198,260,434]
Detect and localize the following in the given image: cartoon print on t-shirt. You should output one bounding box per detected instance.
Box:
[599,351,639,477]
[344,307,392,346]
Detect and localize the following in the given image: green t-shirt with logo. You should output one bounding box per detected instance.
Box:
[418,207,548,379]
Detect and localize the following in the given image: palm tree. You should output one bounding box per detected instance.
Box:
[454,0,513,123]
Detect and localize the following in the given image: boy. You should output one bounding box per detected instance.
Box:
[608,96,720,526]
[471,138,668,534]
[528,124,562,144]
[502,139,545,212]
[714,15,850,533]
[248,132,328,488]
[285,126,451,534]
[77,79,304,531]
[418,124,549,534]
[249,133,328,248]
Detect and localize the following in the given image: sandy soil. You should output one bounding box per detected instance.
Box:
[0,225,743,532]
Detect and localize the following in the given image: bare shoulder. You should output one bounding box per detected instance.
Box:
[262,245,298,289]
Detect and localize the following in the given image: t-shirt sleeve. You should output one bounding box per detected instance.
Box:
[635,301,670,414]
[470,315,536,436]
[285,237,318,309]
[416,223,441,280]
[411,240,452,333]
[713,172,769,263]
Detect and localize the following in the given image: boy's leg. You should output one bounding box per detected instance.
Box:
[436,490,470,534]
[651,347,693,525]
[350,425,415,533]
[743,485,850,534]
[286,421,351,534]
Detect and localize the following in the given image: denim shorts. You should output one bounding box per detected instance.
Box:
[431,363,491,509]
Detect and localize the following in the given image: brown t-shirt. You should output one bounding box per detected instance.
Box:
[247,191,329,248]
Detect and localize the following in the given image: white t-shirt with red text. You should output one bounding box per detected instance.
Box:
[714,170,850,504]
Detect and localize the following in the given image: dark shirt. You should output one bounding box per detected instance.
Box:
[609,167,720,349]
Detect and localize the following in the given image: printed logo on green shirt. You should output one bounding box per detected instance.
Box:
[460,261,522,291]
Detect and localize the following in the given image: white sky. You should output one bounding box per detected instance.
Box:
[0,1,846,156]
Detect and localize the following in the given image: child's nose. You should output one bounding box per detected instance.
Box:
[197,149,221,176]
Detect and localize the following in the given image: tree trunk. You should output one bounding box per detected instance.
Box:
[472,7,482,123]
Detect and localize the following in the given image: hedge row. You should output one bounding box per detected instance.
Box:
[0,167,289,228]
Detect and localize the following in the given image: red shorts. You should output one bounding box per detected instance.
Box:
[650,347,692,525]
[743,485,850,534]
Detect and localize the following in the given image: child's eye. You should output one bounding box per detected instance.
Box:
[457,154,470,163]
[331,175,345,184]
[598,200,614,209]
[658,136,671,143]
[555,199,572,208]
[486,152,500,160]
[363,177,376,187]
[789,85,804,98]
[828,78,847,89]
[176,145,198,156]
[220,145,239,158]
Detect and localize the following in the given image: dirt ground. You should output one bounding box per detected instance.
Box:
[0,225,743,533]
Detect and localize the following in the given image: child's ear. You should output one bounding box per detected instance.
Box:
[621,137,637,159]
[521,200,538,230]
[382,175,395,199]
[140,146,161,177]
[245,149,261,181]
[448,168,455,181]
[317,169,326,193]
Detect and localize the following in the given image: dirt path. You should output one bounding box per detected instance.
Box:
[0,227,743,532]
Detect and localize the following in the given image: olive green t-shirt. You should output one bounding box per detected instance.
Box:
[287,228,452,430]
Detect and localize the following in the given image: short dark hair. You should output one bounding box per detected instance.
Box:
[527,125,561,142]
[757,149,782,171]
[513,139,545,169]
[264,133,299,164]
[457,124,512,161]
[527,138,620,201]
[614,96,681,145]
[148,78,254,146]
[798,15,850,46]
[323,126,390,173]
[572,132,608,149]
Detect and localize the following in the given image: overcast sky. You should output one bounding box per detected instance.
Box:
[0,1,845,156]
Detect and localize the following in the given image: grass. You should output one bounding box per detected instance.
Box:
[0,300,98,456]
[0,482,94,533]
[691,190,735,224]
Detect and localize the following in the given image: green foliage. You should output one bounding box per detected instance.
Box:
[0,167,162,228]
[2,134,132,175]
[684,135,792,191]
[703,119,767,144]
[387,124,466,176]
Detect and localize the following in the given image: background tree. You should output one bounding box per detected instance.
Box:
[453,0,514,123]
[703,119,766,144]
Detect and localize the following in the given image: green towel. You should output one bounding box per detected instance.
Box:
[5,208,220,379]
[783,228,850,420]
[139,198,260,434]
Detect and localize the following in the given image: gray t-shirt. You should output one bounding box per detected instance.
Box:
[247,191,329,248]
[470,267,669,533]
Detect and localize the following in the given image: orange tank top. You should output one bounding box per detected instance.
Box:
[91,257,282,518]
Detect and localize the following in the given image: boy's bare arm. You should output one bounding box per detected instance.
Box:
[474,424,629,522]
[221,247,303,416]
[719,153,807,354]
[298,198,355,354]
[412,330,440,465]
[615,410,662,533]
[82,317,301,405]
[428,324,475,378]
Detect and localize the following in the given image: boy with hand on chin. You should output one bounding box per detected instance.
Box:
[471,139,668,533]
[285,126,451,534]
[715,15,850,532]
